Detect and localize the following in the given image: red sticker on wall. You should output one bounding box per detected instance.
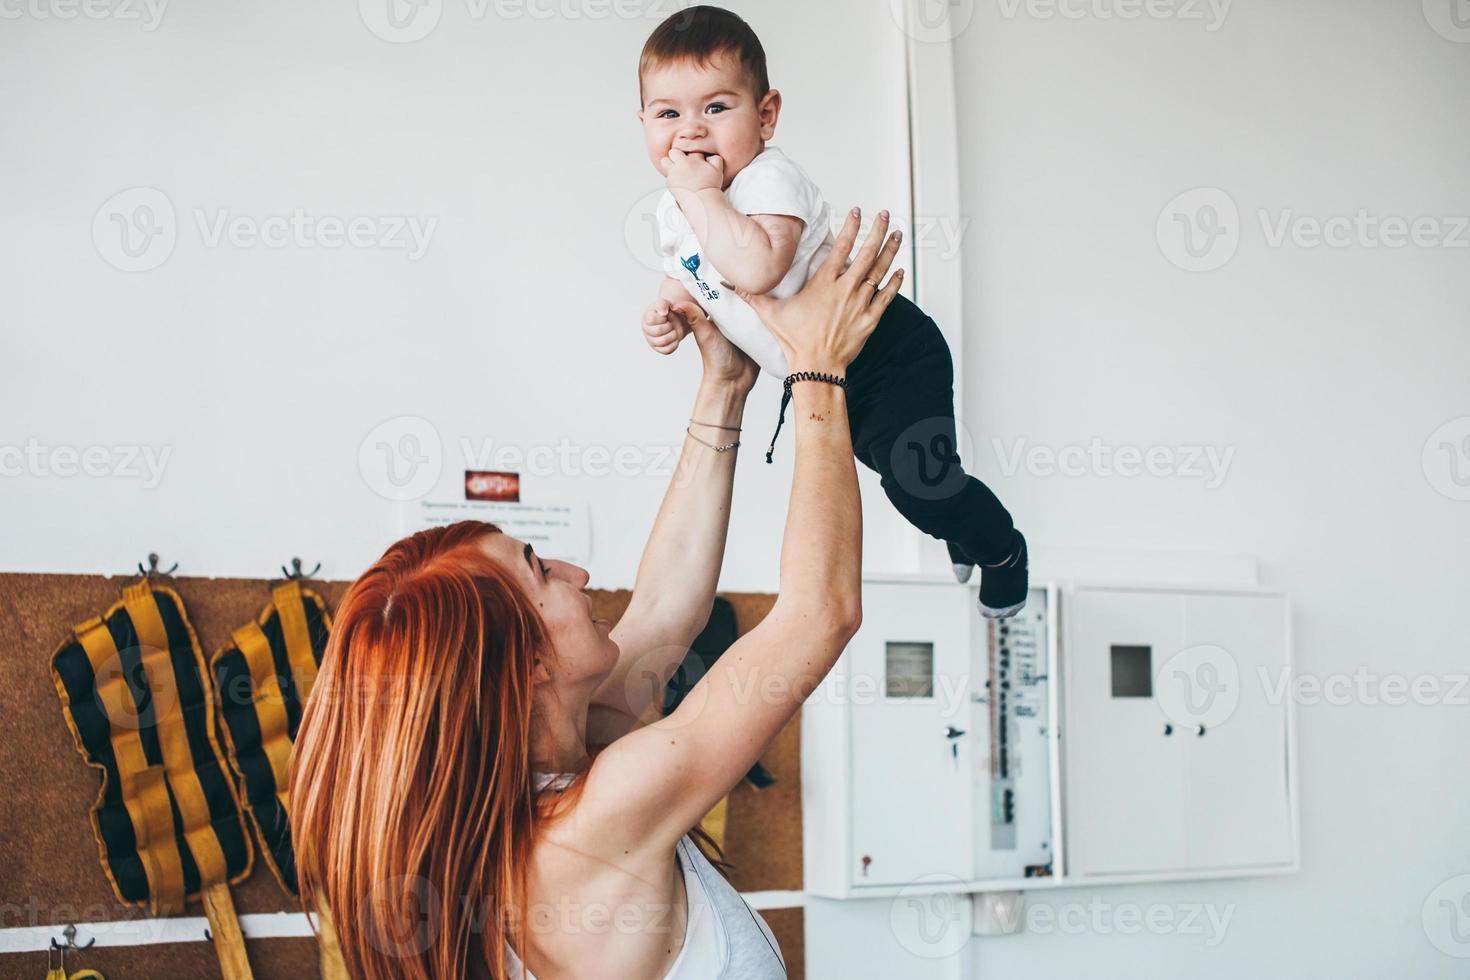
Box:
[464,470,520,502]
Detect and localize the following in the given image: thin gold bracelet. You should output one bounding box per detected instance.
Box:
[687,427,740,453]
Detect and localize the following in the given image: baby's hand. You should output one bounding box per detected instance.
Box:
[643,282,707,356]
[660,147,725,197]
[643,298,690,355]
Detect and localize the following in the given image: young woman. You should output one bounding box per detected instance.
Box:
[290,208,904,979]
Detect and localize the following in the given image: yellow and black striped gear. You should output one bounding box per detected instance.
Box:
[50,580,253,915]
[210,580,332,896]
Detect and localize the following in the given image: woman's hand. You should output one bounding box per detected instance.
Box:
[723,207,904,376]
[686,305,759,395]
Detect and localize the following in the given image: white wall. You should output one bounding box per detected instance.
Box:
[0,0,916,590]
[948,0,1470,976]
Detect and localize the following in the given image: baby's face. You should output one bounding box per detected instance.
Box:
[639,52,778,189]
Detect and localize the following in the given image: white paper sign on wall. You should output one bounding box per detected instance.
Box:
[400,499,590,564]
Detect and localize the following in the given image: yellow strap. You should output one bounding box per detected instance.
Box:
[233,622,295,815]
[126,765,184,915]
[124,583,230,888]
[202,881,254,980]
[69,971,108,980]
[75,619,187,915]
[273,582,320,705]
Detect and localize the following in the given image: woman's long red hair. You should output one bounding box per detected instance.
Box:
[290,520,546,979]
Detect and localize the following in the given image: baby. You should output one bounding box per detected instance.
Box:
[637,5,1028,617]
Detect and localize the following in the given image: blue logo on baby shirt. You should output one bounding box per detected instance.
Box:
[681,252,721,303]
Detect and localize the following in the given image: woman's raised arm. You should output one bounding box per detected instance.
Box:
[588,296,760,743]
[588,209,905,851]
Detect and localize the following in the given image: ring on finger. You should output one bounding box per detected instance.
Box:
[863,277,880,289]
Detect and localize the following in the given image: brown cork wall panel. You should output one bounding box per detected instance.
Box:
[589,589,804,895]
[0,937,323,980]
[0,574,803,978]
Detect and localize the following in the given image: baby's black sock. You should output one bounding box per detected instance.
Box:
[977,531,1028,620]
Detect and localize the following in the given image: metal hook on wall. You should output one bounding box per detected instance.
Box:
[280,557,322,582]
[54,923,96,952]
[136,552,178,579]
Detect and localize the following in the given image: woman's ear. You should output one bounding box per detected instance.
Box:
[532,657,552,685]
[759,88,782,141]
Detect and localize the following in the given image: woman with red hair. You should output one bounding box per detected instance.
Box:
[290,208,904,979]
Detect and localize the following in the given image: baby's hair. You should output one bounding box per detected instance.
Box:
[639,5,770,105]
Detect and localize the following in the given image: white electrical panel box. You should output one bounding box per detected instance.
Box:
[802,580,1057,898]
[801,577,1298,901]
[1061,585,1297,879]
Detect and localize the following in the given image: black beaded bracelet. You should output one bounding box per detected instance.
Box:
[783,371,847,394]
[766,371,848,463]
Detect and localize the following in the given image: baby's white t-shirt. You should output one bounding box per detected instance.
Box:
[656,145,834,379]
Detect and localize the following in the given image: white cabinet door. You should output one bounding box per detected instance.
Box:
[1065,588,1189,877]
[848,582,974,887]
[1179,593,1294,870]
[1065,587,1296,879]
